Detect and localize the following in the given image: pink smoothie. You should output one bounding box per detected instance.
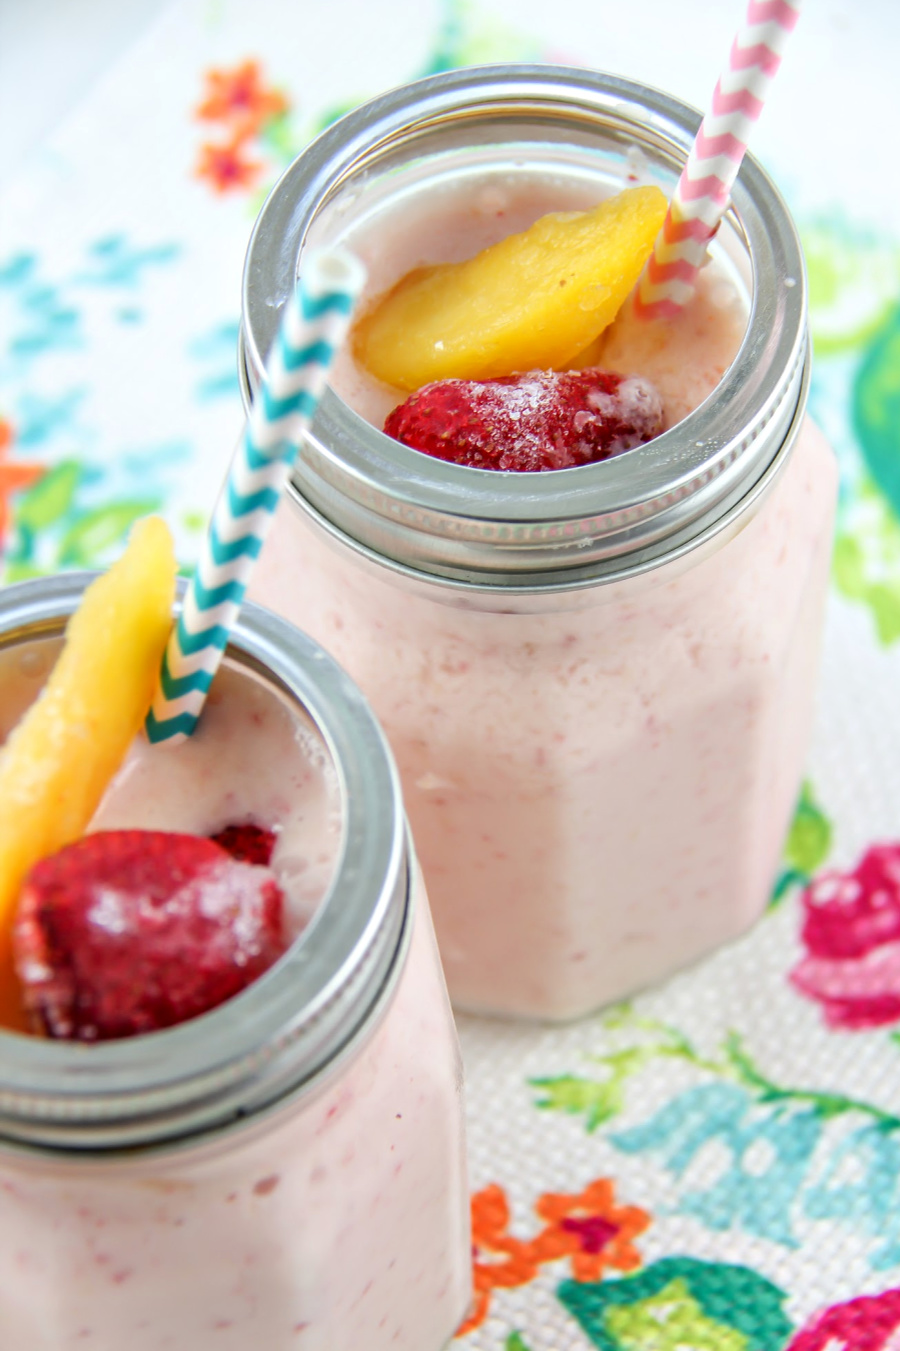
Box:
[253,426,836,1018]
[329,173,749,432]
[91,663,341,933]
[249,174,837,1020]
[0,647,471,1349]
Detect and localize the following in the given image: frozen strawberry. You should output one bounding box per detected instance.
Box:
[13,830,287,1041]
[383,368,664,472]
[210,822,277,867]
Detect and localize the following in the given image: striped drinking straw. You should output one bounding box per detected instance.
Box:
[634,0,802,321]
[146,248,366,744]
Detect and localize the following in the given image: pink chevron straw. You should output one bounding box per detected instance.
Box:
[634,0,802,321]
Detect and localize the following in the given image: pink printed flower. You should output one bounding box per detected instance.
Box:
[195,137,263,194]
[787,1286,900,1350]
[0,418,44,548]
[456,1184,540,1336]
[196,60,288,133]
[791,845,900,1030]
[529,1179,650,1282]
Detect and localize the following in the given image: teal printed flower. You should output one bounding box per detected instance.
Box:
[558,1257,793,1351]
[188,320,242,402]
[73,236,180,289]
[612,1085,821,1247]
[0,254,83,374]
[0,241,181,382]
[609,1067,900,1262]
[0,237,187,576]
[532,1012,900,1268]
[803,1123,900,1271]
[13,389,89,451]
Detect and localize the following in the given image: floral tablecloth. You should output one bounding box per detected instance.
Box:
[2,1,900,1346]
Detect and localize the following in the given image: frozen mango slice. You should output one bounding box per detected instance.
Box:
[0,516,176,1029]
[354,185,667,391]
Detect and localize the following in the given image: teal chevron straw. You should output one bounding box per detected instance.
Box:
[146,247,366,744]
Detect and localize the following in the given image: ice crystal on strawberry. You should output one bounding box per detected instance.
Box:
[383,368,665,472]
[13,830,287,1041]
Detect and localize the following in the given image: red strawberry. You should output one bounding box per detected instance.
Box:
[383,368,665,472]
[13,830,287,1041]
[210,822,277,867]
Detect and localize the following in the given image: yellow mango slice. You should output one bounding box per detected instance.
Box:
[354,185,667,391]
[0,516,176,1029]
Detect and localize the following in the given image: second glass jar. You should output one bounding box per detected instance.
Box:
[0,577,470,1349]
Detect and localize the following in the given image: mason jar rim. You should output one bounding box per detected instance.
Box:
[241,63,808,586]
[0,574,409,1151]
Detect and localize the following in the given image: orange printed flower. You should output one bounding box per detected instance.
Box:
[195,135,263,194]
[530,1178,650,1282]
[0,419,44,548]
[457,1184,540,1336]
[196,60,288,134]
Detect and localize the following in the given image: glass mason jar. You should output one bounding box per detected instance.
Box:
[241,65,838,1020]
[0,575,470,1351]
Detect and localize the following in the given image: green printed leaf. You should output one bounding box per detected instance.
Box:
[784,782,833,877]
[535,1015,900,1143]
[558,1258,793,1351]
[722,1031,773,1095]
[420,0,541,75]
[718,1031,897,1123]
[601,1001,640,1032]
[770,784,833,908]
[831,306,900,642]
[312,102,358,135]
[506,1335,533,1351]
[3,560,47,584]
[833,483,900,645]
[5,519,36,567]
[770,868,807,907]
[58,500,161,567]
[832,532,867,597]
[607,1280,747,1350]
[803,220,900,356]
[14,460,81,531]
[868,585,900,646]
[180,509,207,533]
[854,304,900,519]
[259,108,295,159]
[530,1074,624,1132]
